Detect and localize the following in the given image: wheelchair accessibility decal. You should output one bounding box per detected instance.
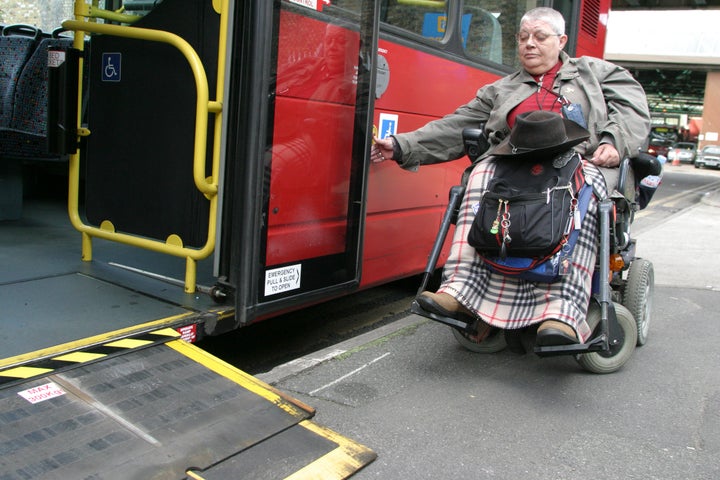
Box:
[378,113,398,139]
[102,52,121,82]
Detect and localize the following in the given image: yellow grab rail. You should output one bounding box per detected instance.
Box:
[63,0,229,293]
[62,19,219,196]
[73,1,143,24]
[397,0,447,7]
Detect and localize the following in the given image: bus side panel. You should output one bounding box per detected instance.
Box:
[575,0,610,58]
[360,39,501,288]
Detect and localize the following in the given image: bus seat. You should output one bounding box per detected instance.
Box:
[0,25,41,221]
[0,24,41,131]
[7,35,74,159]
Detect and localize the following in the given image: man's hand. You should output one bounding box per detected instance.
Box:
[371,136,395,163]
[589,143,620,168]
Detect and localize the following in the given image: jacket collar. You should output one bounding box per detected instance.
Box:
[517,51,578,84]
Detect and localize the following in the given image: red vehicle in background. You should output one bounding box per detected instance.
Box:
[648,124,679,158]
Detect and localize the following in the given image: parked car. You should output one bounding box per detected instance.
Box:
[694,145,720,169]
[647,139,672,158]
[667,142,697,164]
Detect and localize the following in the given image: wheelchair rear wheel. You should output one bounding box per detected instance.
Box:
[452,327,507,353]
[575,303,637,374]
[623,258,654,346]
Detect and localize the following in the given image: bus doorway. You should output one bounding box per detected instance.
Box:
[221,2,381,327]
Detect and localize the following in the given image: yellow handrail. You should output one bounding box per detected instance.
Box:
[62,20,218,196]
[397,0,447,7]
[74,2,143,24]
[62,0,229,293]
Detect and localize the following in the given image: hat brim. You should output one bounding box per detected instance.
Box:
[492,117,590,159]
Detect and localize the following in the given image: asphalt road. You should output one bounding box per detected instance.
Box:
[199,164,720,376]
[258,163,720,480]
[247,163,720,479]
[266,284,720,479]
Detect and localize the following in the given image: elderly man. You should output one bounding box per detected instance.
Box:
[372,7,650,346]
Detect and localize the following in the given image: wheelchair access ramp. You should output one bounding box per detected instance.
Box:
[0,331,376,479]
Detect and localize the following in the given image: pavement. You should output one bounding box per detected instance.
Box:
[258,175,720,480]
[635,187,720,291]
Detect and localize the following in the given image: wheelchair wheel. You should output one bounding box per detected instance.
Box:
[623,258,654,346]
[452,327,507,353]
[575,303,637,374]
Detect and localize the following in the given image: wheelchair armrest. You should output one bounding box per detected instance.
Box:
[617,152,663,200]
[617,157,631,197]
[630,152,663,179]
[462,125,488,163]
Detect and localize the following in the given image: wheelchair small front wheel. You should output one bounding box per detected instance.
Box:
[623,258,654,346]
[575,304,637,374]
[452,327,507,353]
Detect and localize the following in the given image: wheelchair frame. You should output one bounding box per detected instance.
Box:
[410,128,661,373]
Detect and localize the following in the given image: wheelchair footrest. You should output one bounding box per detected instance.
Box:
[410,301,479,334]
[533,334,608,357]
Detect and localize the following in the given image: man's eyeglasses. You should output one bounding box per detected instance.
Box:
[516,30,562,44]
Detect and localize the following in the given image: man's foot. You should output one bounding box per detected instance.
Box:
[416,292,473,319]
[535,320,578,346]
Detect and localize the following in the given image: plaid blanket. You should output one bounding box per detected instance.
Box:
[439,158,609,342]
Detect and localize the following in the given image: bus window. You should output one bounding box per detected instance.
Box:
[462,0,542,69]
[381,0,450,42]
[461,2,502,64]
[0,1,74,31]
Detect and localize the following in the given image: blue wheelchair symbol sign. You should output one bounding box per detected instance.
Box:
[379,114,398,139]
[102,53,121,82]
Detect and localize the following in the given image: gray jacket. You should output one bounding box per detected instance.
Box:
[393,51,651,171]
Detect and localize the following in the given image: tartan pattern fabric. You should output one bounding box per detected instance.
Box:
[438,158,609,342]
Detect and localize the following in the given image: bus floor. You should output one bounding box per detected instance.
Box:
[1,175,377,479]
[0,190,222,360]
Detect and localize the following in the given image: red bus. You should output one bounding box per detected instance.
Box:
[1,1,611,475]
[1,0,610,343]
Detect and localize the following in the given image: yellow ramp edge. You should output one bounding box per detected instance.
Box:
[3,329,376,479]
[284,421,377,480]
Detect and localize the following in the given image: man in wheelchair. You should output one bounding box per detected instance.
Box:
[371,7,657,372]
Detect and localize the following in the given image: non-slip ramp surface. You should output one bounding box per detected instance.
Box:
[0,341,375,479]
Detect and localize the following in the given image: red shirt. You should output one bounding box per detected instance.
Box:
[507,61,563,127]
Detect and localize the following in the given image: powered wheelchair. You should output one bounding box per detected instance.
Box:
[411,128,662,374]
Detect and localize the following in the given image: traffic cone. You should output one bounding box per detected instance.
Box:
[669,149,680,166]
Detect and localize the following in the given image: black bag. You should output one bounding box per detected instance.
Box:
[468,152,585,259]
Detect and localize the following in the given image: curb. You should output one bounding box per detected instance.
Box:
[701,190,720,208]
[257,314,427,385]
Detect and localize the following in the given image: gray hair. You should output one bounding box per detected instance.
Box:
[520,7,565,35]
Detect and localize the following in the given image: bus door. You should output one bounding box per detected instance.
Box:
[53,0,225,294]
[221,1,380,325]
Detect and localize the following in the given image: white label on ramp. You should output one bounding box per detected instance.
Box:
[265,264,302,296]
[18,382,66,404]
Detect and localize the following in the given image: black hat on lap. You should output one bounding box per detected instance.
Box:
[492,110,589,160]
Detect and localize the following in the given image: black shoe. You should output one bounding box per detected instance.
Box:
[416,292,471,319]
[535,320,578,346]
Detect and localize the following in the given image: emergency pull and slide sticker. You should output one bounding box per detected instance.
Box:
[265,264,302,296]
